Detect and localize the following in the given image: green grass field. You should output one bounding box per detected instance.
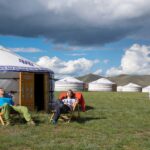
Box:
[0,92,150,150]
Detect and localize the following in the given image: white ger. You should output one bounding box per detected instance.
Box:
[55,76,85,91]
[122,83,142,92]
[88,78,117,91]
[0,47,54,111]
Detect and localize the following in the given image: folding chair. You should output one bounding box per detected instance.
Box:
[0,107,22,126]
[59,92,86,112]
[60,101,80,122]
[50,92,85,122]
[0,111,5,125]
[50,104,80,123]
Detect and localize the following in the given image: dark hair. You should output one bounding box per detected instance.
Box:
[67,89,75,98]
[68,89,73,92]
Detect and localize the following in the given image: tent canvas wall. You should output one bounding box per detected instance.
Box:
[55,76,85,91]
[122,83,142,92]
[0,48,54,111]
[142,86,150,93]
[88,78,117,91]
[117,86,123,92]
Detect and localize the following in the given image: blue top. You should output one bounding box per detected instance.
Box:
[0,97,14,107]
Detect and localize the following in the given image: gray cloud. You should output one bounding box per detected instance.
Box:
[0,0,150,46]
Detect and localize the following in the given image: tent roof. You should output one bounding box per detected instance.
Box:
[123,83,141,88]
[0,47,53,73]
[143,85,150,89]
[56,76,84,83]
[89,78,115,84]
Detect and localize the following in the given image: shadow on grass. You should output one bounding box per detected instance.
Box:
[31,116,46,125]
[10,115,46,126]
[85,105,94,111]
[71,116,107,124]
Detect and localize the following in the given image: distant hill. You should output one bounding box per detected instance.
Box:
[107,75,150,87]
[76,74,150,87]
[77,73,102,83]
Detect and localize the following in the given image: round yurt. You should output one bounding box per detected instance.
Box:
[122,83,142,92]
[88,78,117,91]
[55,76,85,91]
[117,86,123,92]
[142,86,150,93]
[0,47,54,111]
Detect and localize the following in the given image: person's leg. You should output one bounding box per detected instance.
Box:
[1,104,12,124]
[52,105,61,123]
[59,105,71,121]
[61,105,71,113]
[51,100,65,123]
[12,106,32,122]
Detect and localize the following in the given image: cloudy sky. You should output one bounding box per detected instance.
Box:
[0,0,150,78]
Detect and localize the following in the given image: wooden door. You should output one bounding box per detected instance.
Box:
[44,73,50,111]
[19,72,35,111]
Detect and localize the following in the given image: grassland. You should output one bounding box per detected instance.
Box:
[0,92,150,150]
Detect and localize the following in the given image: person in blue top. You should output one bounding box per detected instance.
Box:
[0,88,35,126]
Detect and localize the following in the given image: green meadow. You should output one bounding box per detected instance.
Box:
[0,92,150,150]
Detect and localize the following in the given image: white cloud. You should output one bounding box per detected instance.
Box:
[10,47,42,53]
[103,59,110,64]
[106,44,150,76]
[65,53,86,57]
[93,69,103,75]
[36,56,99,78]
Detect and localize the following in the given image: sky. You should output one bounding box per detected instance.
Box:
[0,0,150,78]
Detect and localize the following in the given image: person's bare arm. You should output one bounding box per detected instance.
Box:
[72,99,79,110]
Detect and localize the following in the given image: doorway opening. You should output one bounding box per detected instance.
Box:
[34,73,44,111]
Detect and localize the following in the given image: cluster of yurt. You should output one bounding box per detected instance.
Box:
[0,47,54,111]
[55,76,85,91]
[88,78,117,91]
[55,76,150,94]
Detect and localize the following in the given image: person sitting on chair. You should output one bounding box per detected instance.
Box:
[0,88,35,126]
[50,89,78,124]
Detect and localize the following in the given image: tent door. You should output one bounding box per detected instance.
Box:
[19,72,35,111]
[34,73,49,111]
[34,73,44,111]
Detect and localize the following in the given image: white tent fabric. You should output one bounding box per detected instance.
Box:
[89,78,114,85]
[122,83,142,92]
[0,48,53,73]
[0,72,21,91]
[0,47,54,104]
[142,86,150,93]
[117,86,123,92]
[0,47,54,90]
[88,78,117,91]
[0,79,19,91]
[55,76,84,91]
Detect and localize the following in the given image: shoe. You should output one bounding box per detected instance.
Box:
[5,121,11,126]
[27,120,35,126]
[51,119,57,125]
